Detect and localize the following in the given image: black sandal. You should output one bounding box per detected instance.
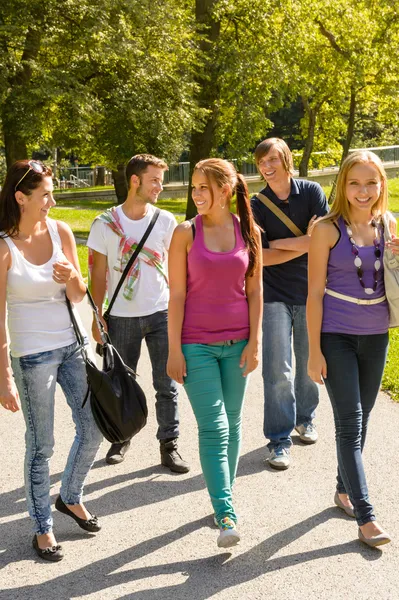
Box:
[55,495,101,532]
[32,535,64,562]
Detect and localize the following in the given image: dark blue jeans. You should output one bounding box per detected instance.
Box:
[321,332,389,526]
[108,310,179,440]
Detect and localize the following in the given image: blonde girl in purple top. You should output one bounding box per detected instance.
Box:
[307,151,398,547]
[167,158,262,548]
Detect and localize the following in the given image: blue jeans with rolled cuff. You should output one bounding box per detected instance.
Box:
[107,310,179,440]
[262,302,319,450]
[11,341,103,535]
[321,332,389,526]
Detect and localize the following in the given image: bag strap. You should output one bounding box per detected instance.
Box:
[256,192,303,237]
[103,208,160,320]
[382,211,396,242]
[66,287,108,352]
[66,291,102,407]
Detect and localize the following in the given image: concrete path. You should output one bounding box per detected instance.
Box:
[1,300,398,600]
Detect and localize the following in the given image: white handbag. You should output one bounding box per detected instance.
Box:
[382,212,399,328]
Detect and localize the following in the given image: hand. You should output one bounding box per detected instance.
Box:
[53,259,78,284]
[91,316,108,344]
[307,215,318,236]
[239,342,259,377]
[0,381,20,412]
[386,237,399,255]
[308,352,327,384]
[167,350,187,384]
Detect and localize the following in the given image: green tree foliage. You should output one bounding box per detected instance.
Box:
[185,0,296,217]
[0,0,199,199]
[2,0,399,205]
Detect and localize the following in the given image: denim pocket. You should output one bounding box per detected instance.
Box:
[19,349,53,368]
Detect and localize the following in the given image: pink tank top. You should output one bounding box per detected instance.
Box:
[181,214,250,344]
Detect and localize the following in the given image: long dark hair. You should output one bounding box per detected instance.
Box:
[194,158,260,276]
[0,160,52,238]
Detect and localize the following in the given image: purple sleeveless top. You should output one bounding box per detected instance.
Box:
[322,217,389,335]
[181,214,250,344]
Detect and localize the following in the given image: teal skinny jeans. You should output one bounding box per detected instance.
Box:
[182,340,248,523]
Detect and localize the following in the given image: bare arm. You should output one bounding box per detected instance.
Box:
[269,236,310,252]
[268,215,318,253]
[240,229,263,376]
[90,250,108,343]
[306,222,338,384]
[56,221,86,303]
[0,240,20,412]
[262,247,305,266]
[167,223,191,384]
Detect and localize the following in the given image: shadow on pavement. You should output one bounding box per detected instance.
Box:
[0,445,264,540]
[0,508,382,600]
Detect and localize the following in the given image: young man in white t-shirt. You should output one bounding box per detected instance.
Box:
[87,154,189,472]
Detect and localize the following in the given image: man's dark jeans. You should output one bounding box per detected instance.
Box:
[108,310,179,440]
[321,332,389,526]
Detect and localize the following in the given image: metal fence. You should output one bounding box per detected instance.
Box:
[54,145,399,188]
[56,166,113,189]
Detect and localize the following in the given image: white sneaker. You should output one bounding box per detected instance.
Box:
[268,447,290,470]
[217,517,240,548]
[295,423,318,444]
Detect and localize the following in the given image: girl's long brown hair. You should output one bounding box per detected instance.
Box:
[194,158,260,276]
[0,160,52,238]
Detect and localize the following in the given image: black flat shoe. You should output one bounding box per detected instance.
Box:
[32,535,64,562]
[55,495,101,533]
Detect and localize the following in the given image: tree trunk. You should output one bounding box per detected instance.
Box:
[3,25,42,168]
[328,87,357,203]
[185,0,221,219]
[340,87,357,164]
[298,98,317,177]
[3,122,28,168]
[186,117,218,219]
[112,165,127,204]
[95,166,105,186]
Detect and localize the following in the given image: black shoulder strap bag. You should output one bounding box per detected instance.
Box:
[65,208,160,443]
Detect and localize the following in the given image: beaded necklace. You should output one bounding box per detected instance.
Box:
[346,220,381,295]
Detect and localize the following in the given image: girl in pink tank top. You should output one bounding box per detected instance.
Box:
[167,158,262,548]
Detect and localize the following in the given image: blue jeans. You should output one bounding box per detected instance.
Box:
[182,341,248,523]
[11,342,103,535]
[321,332,389,526]
[262,302,319,449]
[108,310,179,440]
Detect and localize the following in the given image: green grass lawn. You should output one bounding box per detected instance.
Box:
[56,185,114,193]
[387,178,399,213]
[383,330,399,402]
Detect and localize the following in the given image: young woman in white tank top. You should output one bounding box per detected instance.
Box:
[0,160,102,562]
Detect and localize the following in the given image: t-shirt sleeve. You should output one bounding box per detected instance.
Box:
[309,183,329,218]
[251,199,270,249]
[87,218,108,256]
[164,213,178,251]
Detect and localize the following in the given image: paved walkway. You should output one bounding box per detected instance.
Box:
[0,301,398,599]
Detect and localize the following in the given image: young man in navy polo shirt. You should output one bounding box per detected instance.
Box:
[251,138,329,469]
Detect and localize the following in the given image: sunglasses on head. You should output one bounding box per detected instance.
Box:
[14,160,46,192]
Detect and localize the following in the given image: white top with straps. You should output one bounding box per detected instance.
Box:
[3,218,77,357]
